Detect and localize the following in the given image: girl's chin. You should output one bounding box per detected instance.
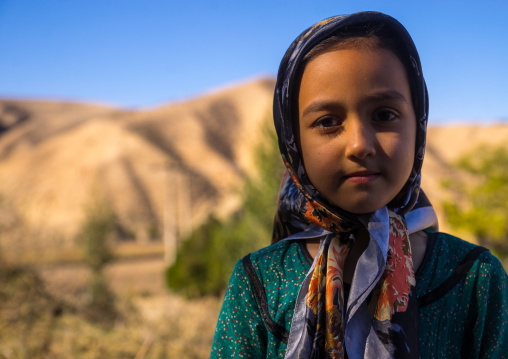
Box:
[328,198,388,215]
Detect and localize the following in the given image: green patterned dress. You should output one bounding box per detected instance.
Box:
[211,232,508,358]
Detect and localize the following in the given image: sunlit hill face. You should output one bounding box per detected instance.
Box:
[298,46,416,214]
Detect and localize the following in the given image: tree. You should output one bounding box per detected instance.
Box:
[442,145,508,266]
[80,196,117,326]
[166,118,285,297]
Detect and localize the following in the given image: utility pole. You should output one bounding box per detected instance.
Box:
[163,162,177,266]
[175,168,192,239]
[163,162,192,266]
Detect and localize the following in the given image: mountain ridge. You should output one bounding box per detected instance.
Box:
[1,78,507,257]
[0,78,275,257]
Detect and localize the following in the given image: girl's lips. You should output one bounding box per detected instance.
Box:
[343,171,380,184]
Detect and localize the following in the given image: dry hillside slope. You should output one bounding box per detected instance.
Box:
[0,79,507,258]
[0,78,275,257]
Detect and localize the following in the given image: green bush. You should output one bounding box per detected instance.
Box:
[166,119,284,298]
[81,203,115,271]
[442,145,508,265]
[79,197,117,326]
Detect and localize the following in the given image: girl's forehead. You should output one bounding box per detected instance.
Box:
[299,37,412,89]
[298,47,412,105]
[302,46,407,79]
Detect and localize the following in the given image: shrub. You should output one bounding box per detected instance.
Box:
[442,145,508,266]
[79,197,117,326]
[166,118,284,297]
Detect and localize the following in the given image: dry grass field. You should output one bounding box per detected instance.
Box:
[1,249,222,358]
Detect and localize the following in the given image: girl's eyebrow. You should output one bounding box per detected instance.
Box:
[301,101,342,117]
[365,89,409,104]
[301,89,409,117]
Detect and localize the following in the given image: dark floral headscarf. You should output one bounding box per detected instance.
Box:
[273,11,429,241]
[271,11,435,359]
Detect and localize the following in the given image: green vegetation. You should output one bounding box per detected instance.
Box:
[166,119,285,298]
[0,258,67,358]
[79,197,117,326]
[0,193,219,358]
[442,145,508,265]
[0,257,219,358]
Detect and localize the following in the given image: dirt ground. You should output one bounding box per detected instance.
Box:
[38,256,169,300]
[26,255,223,358]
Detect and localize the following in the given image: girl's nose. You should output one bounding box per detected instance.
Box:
[344,118,376,160]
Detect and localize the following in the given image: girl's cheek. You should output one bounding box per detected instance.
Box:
[383,132,412,154]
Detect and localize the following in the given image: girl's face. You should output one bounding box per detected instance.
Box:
[298,46,416,214]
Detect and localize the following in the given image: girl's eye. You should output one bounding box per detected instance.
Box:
[314,116,341,129]
[374,110,398,122]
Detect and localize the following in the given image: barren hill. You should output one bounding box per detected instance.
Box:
[0,78,507,258]
[0,78,275,257]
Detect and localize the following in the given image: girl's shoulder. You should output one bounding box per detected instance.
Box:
[244,239,312,285]
[416,232,508,357]
[416,231,507,298]
[422,232,503,270]
[249,238,313,262]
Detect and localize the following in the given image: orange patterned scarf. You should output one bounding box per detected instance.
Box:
[277,169,419,358]
[305,211,415,357]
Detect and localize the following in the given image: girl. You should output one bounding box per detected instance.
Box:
[211,11,508,358]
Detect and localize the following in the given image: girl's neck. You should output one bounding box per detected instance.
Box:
[344,229,370,284]
[305,229,428,283]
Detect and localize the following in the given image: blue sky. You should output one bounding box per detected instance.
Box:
[0,0,507,124]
